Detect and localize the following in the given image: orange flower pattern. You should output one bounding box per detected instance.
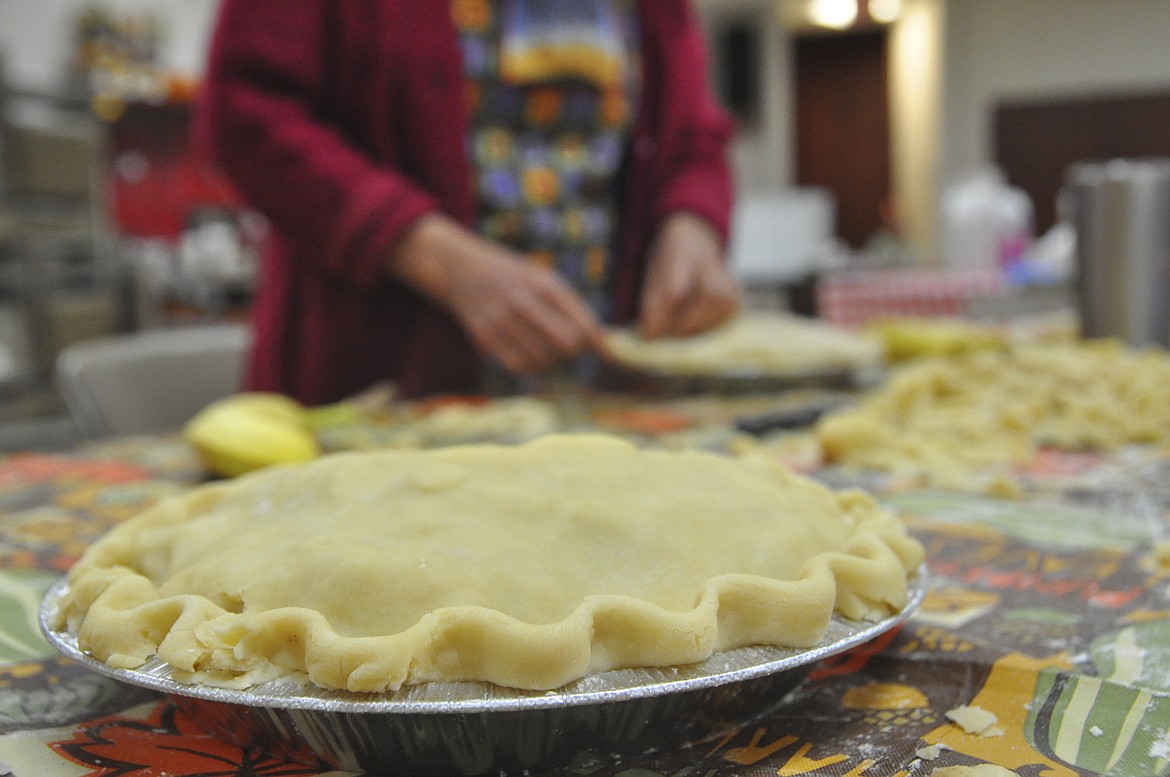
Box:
[51,701,330,777]
[0,453,189,571]
[451,0,491,32]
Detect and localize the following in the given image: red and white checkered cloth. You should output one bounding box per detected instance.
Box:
[816,267,1007,328]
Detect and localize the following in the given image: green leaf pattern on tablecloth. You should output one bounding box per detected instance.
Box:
[1027,667,1170,777]
[1092,620,1170,693]
[0,569,58,662]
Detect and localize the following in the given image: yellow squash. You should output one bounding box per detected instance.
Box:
[183,392,320,478]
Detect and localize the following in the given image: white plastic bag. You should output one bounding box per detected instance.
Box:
[941,167,1034,270]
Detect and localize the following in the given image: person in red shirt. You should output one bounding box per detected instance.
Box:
[197,0,738,404]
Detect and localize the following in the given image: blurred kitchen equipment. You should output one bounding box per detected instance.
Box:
[56,323,249,438]
[940,167,1033,271]
[727,188,836,313]
[1064,157,1170,346]
[728,188,836,286]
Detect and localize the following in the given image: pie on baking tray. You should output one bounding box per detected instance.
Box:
[605,312,885,377]
[53,434,924,693]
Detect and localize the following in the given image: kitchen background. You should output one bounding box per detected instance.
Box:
[1,0,1169,448]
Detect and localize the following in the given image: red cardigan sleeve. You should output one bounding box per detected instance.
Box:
[610,1,736,323]
[195,0,440,290]
[640,1,736,242]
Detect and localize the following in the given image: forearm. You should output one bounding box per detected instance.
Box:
[387,213,511,309]
[388,214,608,374]
[197,0,437,287]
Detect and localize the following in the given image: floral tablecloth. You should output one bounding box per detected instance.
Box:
[2,399,1170,777]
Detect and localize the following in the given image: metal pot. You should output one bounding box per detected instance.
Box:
[1064,157,1170,346]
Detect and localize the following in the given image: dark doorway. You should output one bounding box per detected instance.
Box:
[714,19,762,129]
[794,29,890,249]
[995,91,1170,234]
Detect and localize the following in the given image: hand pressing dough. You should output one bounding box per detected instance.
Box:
[606,312,884,377]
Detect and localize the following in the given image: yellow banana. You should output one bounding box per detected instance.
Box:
[869,318,1004,362]
[184,393,320,478]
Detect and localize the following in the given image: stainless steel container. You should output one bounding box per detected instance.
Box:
[1065,157,1170,346]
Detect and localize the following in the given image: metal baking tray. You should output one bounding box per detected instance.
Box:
[594,360,886,398]
[41,573,925,776]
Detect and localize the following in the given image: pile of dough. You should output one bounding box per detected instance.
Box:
[396,396,558,446]
[54,434,922,693]
[606,312,884,377]
[816,340,1170,491]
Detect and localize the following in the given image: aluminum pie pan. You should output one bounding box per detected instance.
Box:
[41,573,924,775]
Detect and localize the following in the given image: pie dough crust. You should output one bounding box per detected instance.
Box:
[55,434,923,692]
[606,312,884,377]
[816,340,1170,490]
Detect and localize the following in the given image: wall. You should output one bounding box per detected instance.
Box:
[695,0,945,251]
[887,0,943,261]
[701,0,1170,261]
[696,0,795,191]
[6,0,1170,262]
[941,0,1170,190]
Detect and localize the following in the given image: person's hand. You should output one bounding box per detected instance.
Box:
[388,214,608,375]
[447,250,609,375]
[639,212,740,338]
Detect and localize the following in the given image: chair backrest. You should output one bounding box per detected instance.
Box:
[56,324,251,438]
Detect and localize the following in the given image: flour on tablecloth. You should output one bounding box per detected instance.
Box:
[1149,732,1170,760]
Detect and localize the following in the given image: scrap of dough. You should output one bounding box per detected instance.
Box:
[916,743,948,760]
[54,434,923,693]
[945,705,1003,736]
[912,739,950,758]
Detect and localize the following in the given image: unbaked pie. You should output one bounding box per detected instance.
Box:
[605,312,884,377]
[54,434,923,692]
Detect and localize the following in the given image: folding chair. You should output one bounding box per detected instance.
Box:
[56,323,250,438]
